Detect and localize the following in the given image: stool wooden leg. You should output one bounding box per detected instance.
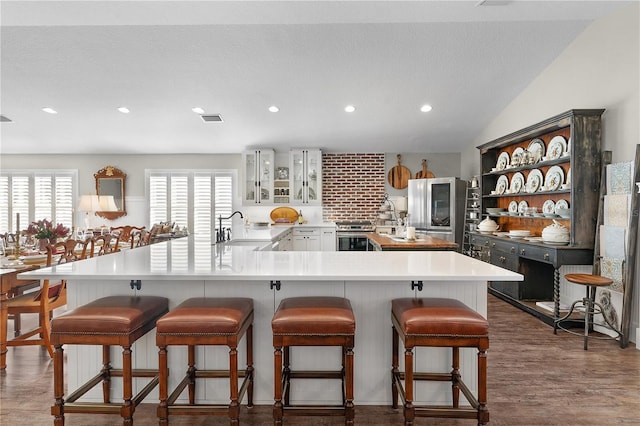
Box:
[52,344,65,426]
[345,346,354,426]
[158,345,168,425]
[121,345,134,425]
[404,347,414,426]
[229,345,240,425]
[391,326,399,409]
[246,324,254,407]
[451,346,460,408]
[187,345,196,404]
[273,346,284,425]
[101,345,111,403]
[478,347,489,425]
[283,346,291,406]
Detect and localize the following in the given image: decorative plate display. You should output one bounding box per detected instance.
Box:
[547,136,567,160]
[526,169,543,193]
[511,147,525,167]
[495,175,509,195]
[508,200,519,213]
[542,199,556,214]
[518,200,528,214]
[496,152,510,171]
[566,167,571,185]
[510,172,525,194]
[544,165,565,191]
[555,199,569,213]
[527,138,545,163]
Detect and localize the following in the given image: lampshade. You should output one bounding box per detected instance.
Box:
[78,195,101,212]
[99,195,119,212]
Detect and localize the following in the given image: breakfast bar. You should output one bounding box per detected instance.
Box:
[20,236,522,406]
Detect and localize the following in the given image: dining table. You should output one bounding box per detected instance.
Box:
[0,264,40,369]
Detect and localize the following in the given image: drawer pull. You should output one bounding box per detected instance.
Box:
[491,242,495,248]
[544,253,550,261]
[510,247,515,253]
[500,256,506,263]
[520,248,526,255]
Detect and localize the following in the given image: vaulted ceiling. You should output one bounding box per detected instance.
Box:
[0,1,629,155]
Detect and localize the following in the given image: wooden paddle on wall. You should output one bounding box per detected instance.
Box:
[415,159,435,179]
[388,154,412,189]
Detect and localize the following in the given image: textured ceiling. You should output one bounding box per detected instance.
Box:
[0,1,628,155]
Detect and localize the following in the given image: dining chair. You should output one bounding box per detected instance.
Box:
[130,229,150,248]
[4,240,84,359]
[93,234,120,255]
[110,225,145,247]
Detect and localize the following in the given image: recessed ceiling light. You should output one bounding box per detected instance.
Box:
[117,107,130,114]
[268,106,279,113]
[420,104,433,112]
[42,107,57,114]
[192,107,205,114]
[345,105,356,113]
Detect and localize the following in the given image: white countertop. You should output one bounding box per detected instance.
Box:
[19,235,522,283]
[232,222,335,241]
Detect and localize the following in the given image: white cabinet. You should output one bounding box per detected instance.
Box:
[242,149,274,204]
[290,149,322,205]
[293,228,321,251]
[321,228,336,251]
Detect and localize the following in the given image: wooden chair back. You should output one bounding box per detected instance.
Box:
[110,225,145,246]
[130,229,150,248]
[93,234,120,255]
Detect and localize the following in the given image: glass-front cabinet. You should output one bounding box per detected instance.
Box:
[242,149,274,204]
[290,149,322,205]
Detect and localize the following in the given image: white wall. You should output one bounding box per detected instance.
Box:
[461,3,640,345]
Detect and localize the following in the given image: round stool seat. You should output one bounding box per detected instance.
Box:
[564,273,613,287]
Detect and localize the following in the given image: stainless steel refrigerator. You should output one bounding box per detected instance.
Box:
[407,177,467,250]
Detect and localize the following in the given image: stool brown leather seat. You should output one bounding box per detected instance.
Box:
[391,298,489,426]
[272,296,355,425]
[50,295,169,425]
[554,273,622,350]
[155,297,254,425]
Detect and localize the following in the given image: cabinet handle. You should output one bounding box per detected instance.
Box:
[500,256,506,263]
[510,247,515,253]
[491,243,495,247]
[544,253,550,261]
[520,248,526,255]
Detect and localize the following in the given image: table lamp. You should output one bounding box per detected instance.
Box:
[78,195,101,230]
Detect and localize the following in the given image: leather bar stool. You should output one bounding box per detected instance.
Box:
[554,273,622,350]
[50,295,169,425]
[272,296,356,425]
[155,297,254,425]
[391,298,489,426]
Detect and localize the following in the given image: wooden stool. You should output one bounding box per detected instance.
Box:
[50,295,169,425]
[272,296,355,425]
[155,297,254,425]
[554,273,622,350]
[391,298,489,426]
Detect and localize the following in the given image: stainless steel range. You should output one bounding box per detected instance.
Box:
[335,221,375,251]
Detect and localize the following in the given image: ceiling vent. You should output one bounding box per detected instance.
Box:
[0,115,13,123]
[201,114,223,123]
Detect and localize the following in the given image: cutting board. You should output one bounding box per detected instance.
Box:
[415,159,435,179]
[388,154,411,189]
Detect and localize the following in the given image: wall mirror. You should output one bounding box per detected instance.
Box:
[95,165,127,219]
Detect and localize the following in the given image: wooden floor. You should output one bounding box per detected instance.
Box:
[1,294,639,425]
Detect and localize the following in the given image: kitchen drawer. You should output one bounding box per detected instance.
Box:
[489,238,517,255]
[517,243,556,265]
[489,249,518,272]
[293,228,320,237]
[470,234,492,247]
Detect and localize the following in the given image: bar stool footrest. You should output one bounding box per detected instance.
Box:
[284,405,348,417]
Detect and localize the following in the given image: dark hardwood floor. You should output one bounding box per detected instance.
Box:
[1,294,639,425]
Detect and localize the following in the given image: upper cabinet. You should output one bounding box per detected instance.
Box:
[476,109,604,247]
[243,149,274,204]
[290,149,322,205]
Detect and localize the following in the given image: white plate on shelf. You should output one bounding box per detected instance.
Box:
[496,152,510,171]
[555,199,569,213]
[510,172,525,194]
[567,167,571,185]
[526,169,543,193]
[508,200,518,213]
[511,147,525,167]
[495,175,509,195]
[527,138,545,163]
[518,200,528,214]
[544,165,565,191]
[547,136,567,160]
[543,240,570,246]
[542,199,555,214]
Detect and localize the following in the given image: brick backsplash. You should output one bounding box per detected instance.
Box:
[322,153,386,222]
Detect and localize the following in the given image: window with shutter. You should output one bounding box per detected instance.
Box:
[0,170,77,233]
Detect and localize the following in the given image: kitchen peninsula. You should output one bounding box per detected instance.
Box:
[19,237,521,406]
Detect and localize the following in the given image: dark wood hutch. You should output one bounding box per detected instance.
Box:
[472,109,604,325]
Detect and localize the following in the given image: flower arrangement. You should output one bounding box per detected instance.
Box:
[26,219,70,240]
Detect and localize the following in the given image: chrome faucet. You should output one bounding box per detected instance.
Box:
[217,211,244,242]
